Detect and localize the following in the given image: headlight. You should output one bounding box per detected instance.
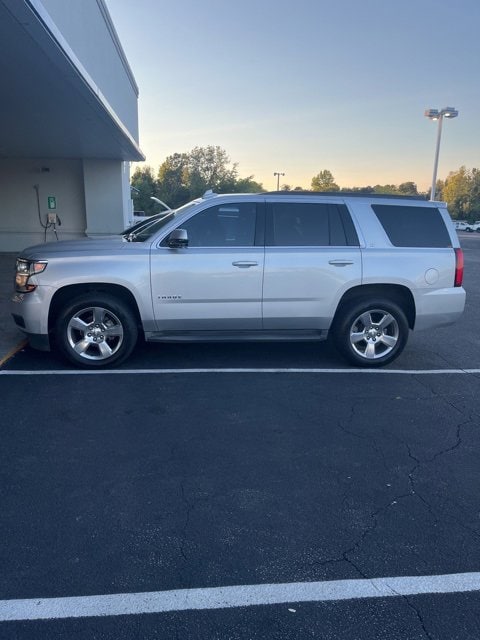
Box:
[15,258,48,292]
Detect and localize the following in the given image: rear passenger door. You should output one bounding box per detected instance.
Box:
[262,199,362,330]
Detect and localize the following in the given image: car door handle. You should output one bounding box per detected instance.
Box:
[232,261,258,268]
[328,260,354,266]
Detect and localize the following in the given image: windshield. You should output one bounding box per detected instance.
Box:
[123,200,200,242]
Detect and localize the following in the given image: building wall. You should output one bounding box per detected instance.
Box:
[0,1,140,251]
[0,158,88,251]
[40,0,139,139]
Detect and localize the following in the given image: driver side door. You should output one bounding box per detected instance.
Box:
[150,201,265,331]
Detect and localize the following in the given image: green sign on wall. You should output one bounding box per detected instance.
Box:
[47,196,57,210]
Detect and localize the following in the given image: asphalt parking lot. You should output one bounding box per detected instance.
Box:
[1,234,479,639]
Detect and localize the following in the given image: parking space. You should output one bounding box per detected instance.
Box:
[0,235,479,638]
[1,367,480,638]
[1,368,480,637]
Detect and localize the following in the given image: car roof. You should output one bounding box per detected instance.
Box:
[197,190,444,207]
[262,190,428,201]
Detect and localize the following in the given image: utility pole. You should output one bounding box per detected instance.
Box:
[273,172,285,191]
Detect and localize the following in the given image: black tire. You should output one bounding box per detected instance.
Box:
[333,298,409,367]
[54,293,138,368]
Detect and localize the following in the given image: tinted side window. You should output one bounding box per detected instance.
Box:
[180,203,257,247]
[268,202,358,247]
[371,205,452,248]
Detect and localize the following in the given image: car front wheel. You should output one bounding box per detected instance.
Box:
[333,299,409,367]
[55,293,138,368]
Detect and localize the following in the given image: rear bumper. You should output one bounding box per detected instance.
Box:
[414,287,466,330]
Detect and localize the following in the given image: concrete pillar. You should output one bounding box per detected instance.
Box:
[83,159,132,235]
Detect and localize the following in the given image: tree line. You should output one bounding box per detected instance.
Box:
[435,167,480,221]
[131,146,480,221]
[131,146,262,215]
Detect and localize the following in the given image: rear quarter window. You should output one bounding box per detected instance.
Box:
[371,204,452,248]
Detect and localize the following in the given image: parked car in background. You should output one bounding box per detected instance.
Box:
[454,220,480,232]
[12,191,466,369]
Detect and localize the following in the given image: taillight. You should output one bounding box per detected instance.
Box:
[454,248,464,287]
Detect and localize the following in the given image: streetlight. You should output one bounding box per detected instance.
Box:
[424,107,459,200]
[273,172,285,191]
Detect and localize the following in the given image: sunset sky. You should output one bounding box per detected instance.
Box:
[106,0,480,192]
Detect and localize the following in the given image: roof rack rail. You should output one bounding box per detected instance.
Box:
[263,190,427,200]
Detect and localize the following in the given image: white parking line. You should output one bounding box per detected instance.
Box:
[1,367,480,376]
[1,572,480,621]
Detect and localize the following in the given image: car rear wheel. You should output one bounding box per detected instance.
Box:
[333,299,409,367]
[55,293,138,368]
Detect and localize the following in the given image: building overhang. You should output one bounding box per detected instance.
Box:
[0,0,145,161]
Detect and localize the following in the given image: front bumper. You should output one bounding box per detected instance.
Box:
[10,287,54,351]
[10,321,51,351]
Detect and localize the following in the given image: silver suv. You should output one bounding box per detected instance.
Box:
[11,191,466,368]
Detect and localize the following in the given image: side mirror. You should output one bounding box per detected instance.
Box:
[167,228,188,248]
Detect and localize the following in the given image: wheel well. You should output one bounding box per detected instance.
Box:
[334,284,416,329]
[49,284,142,333]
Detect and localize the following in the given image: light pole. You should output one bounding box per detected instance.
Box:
[273,172,285,191]
[424,107,458,200]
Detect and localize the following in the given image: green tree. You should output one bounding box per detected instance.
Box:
[442,166,472,219]
[468,169,480,219]
[372,184,398,195]
[232,176,264,193]
[311,170,339,192]
[428,179,445,201]
[397,182,419,196]
[443,166,480,220]
[155,146,263,206]
[130,166,158,215]
[157,153,190,207]
[186,146,238,197]
[341,186,375,194]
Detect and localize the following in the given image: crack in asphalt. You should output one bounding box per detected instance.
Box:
[407,378,480,541]
[383,585,435,640]
[337,402,391,473]
[315,388,478,638]
[179,481,192,565]
[403,595,435,640]
[171,376,476,637]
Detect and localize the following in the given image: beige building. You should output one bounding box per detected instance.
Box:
[0,0,144,252]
